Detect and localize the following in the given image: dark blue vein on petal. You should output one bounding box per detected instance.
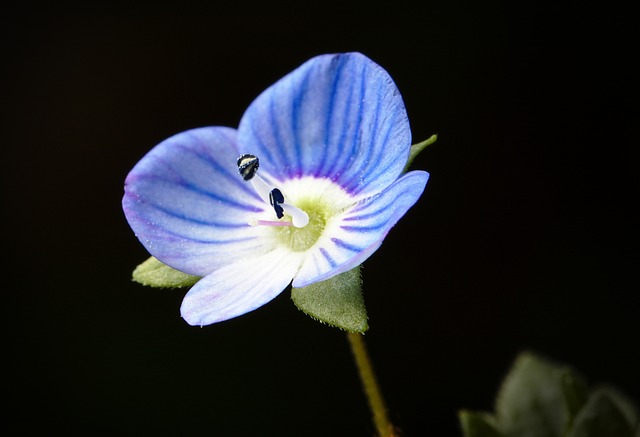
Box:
[331,237,363,253]
[320,247,337,268]
[268,93,287,170]
[158,226,257,245]
[149,202,253,228]
[174,141,259,200]
[154,139,257,201]
[347,108,401,194]
[342,206,388,222]
[343,190,408,222]
[187,136,244,182]
[325,58,361,178]
[248,117,277,168]
[149,141,264,207]
[269,88,291,172]
[366,113,405,182]
[291,66,312,177]
[340,223,386,233]
[334,61,373,187]
[360,73,383,179]
[361,75,388,181]
[343,89,384,192]
[317,57,346,176]
[139,174,261,212]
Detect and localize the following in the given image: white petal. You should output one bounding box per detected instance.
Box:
[180,249,303,326]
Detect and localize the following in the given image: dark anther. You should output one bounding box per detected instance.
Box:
[269,188,285,219]
[237,154,259,181]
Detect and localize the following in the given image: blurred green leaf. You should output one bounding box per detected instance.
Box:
[562,368,590,430]
[291,265,368,333]
[567,388,636,437]
[459,410,503,437]
[495,352,571,437]
[132,256,201,288]
[592,386,638,435]
[460,352,639,437]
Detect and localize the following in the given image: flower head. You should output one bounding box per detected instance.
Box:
[123,53,429,326]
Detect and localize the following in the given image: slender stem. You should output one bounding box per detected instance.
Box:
[347,332,397,437]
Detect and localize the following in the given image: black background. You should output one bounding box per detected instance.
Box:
[4,3,638,436]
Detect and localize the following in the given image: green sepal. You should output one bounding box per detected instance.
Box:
[567,387,637,437]
[132,256,201,288]
[403,134,437,172]
[495,352,583,437]
[459,410,503,437]
[291,265,368,333]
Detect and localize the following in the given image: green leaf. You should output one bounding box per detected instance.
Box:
[291,265,368,333]
[132,256,201,288]
[562,369,590,430]
[567,388,636,437]
[495,352,573,437]
[588,386,639,436]
[469,352,639,437]
[459,410,503,437]
[403,134,437,172]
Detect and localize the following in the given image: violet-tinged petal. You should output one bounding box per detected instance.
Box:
[180,248,303,326]
[292,170,429,288]
[238,52,411,200]
[122,127,272,276]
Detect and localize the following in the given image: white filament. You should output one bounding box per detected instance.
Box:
[282,203,310,228]
[248,173,309,228]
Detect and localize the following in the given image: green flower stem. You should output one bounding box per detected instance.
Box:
[347,332,397,437]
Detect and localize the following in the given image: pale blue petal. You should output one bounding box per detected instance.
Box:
[180,248,303,326]
[238,52,411,200]
[292,170,429,288]
[122,127,271,276]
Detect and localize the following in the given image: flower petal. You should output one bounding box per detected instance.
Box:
[238,52,411,200]
[122,127,272,276]
[180,248,303,326]
[292,170,429,288]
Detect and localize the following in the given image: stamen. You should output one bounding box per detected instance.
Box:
[282,203,310,228]
[269,188,285,219]
[237,154,259,181]
[237,153,309,228]
[249,172,274,204]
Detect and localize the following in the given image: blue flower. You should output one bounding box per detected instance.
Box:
[122,53,429,326]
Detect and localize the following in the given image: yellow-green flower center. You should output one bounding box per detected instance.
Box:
[266,176,357,252]
[274,197,332,252]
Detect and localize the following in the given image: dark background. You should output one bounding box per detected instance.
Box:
[4,3,637,436]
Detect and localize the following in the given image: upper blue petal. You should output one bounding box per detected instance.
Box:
[122,127,271,276]
[238,52,412,200]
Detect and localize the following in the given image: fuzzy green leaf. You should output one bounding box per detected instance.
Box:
[567,388,637,437]
[291,266,368,333]
[459,410,503,437]
[132,256,201,288]
[496,352,572,437]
